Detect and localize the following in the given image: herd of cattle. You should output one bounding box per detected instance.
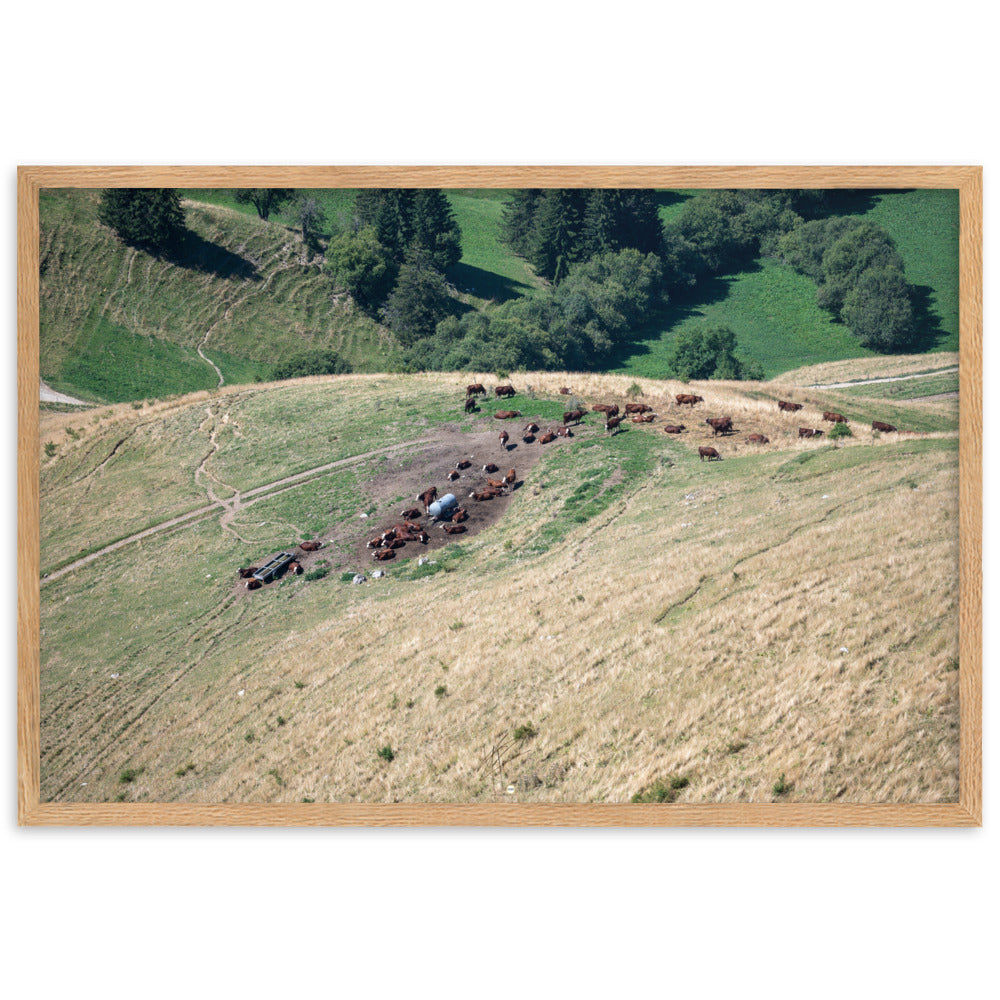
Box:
[237,381,904,588]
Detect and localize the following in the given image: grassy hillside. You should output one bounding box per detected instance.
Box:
[612,188,960,379]
[39,371,960,805]
[39,190,390,402]
[40,187,961,404]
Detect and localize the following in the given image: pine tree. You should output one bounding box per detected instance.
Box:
[411,189,462,271]
[529,190,587,284]
[97,189,186,253]
[499,189,542,255]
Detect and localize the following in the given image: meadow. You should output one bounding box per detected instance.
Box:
[38,370,960,805]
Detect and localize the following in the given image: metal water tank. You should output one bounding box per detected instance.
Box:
[427,493,458,519]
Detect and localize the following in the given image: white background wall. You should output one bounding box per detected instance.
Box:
[3,4,995,996]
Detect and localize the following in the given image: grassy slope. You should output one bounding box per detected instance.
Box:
[39,372,959,805]
[613,189,961,379]
[41,187,960,402]
[39,190,387,402]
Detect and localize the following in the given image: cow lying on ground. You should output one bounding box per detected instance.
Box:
[299,540,323,552]
[400,507,422,520]
[747,433,769,444]
[539,430,557,444]
[559,387,572,395]
[699,446,721,461]
[238,567,259,579]
[872,420,898,433]
[442,523,467,534]
[662,424,685,434]
[823,411,848,423]
[631,414,656,423]
[798,427,824,438]
[778,400,803,412]
[495,411,520,420]
[625,403,652,414]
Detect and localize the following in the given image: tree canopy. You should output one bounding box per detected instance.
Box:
[97,189,187,253]
[232,188,294,221]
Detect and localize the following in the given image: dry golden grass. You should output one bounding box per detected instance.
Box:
[38,371,961,805]
[774,352,960,386]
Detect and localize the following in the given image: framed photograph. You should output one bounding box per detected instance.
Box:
[17,165,982,826]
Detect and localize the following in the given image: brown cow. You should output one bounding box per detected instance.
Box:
[469,489,497,502]
[746,433,769,444]
[705,417,733,436]
[563,408,585,425]
[539,431,557,444]
[494,410,521,420]
[299,540,323,552]
[872,420,897,433]
[632,414,656,423]
[451,508,468,523]
[400,507,422,520]
[245,577,263,590]
[495,384,516,398]
[559,387,572,395]
[455,459,472,470]
[482,462,499,473]
[699,446,721,461]
[442,523,467,534]
[288,561,303,575]
[447,470,460,481]
[504,468,516,487]
[237,567,259,579]
[676,394,704,407]
[606,415,624,435]
[373,548,395,561]
[499,430,510,450]
[418,486,437,511]
[593,403,620,418]
[523,422,539,435]
[464,396,477,413]
[662,424,685,434]
[823,411,848,423]
[466,383,486,397]
[487,476,506,490]
[778,400,803,413]
[625,402,651,414]
[798,427,824,438]
[555,426,572,438]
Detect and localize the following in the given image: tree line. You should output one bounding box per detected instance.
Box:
[95,187,925,382]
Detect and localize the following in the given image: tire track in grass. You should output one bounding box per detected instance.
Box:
[42,439,420,583]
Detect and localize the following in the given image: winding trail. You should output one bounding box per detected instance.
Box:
[807,366,958,390]
[42,439,418,584]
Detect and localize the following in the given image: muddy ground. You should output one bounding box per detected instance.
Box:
[236,410,589,590]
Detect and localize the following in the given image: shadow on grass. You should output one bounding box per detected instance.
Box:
[447,262,535,303]
[167,231,260,281]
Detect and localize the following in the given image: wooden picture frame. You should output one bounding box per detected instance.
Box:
[18,165,982,827]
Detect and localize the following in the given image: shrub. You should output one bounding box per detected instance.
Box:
[513,723,538,741]
[828,421,852,440]
[44,441,57,458]
[773,773,789,795]
[272,349,351,381]
[305,566,330,581]
[118,766,144,785]
[631,776,688,803]
[434,685,448,699]
[377,745,396,762]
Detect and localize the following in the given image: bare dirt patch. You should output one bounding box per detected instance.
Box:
[232,412,585,591]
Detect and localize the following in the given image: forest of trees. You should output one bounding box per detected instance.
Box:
[95,186,924,380]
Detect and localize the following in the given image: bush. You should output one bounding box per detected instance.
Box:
[773,773,789,795]
[434,685,448,699]
[272,349,351,381]
[377,745,395,762]
[828,421,852,439]
[44,441,57,457]
[513,723,538,741]
[118,766,144,785]
[631,775,688,803]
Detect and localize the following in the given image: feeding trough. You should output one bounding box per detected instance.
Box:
[427,493,458,520]
[252,551,296,583]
